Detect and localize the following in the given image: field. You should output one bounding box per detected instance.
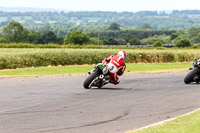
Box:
[0,48,199,69]
[130,109,200,133]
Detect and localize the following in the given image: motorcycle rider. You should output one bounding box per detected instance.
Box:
[89,50,126,85]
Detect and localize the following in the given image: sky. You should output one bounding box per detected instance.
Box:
[0,0,200,12]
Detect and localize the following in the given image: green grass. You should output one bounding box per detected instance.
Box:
[126,63,191,72]
[0,63,191,77]
[129,109,200,133]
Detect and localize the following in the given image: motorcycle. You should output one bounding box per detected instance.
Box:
[83,63,112,89]
[184,59,200,84]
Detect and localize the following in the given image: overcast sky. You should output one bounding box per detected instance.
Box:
[0,0,200,12]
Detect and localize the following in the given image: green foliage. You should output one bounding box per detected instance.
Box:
[0,48,199,69]
[192,44,200,49]
[2,10,200,29]
[89,29,175,41]
[109,23,120,30]
[88,37,103,45]
[129,37,142,45]
[42,31,57,44]
[153,41,163,47]
[141,35,163,45]
[64,30,90,45]
[56,36,64,45]
[171,30,188,43]
[141,23,152,29]
[170,33,178,40]
[187,27,200,43]
[28,32,43,44]
[101,37,119,45]
[2,21,29,43]
[0,33,6,43]
[0,21,64,44]
[2,20,200,47]
[116,39,127,45]
[176,39,191,47]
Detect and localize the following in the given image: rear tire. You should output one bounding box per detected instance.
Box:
[83,70,100,89]
[184,67,200,84]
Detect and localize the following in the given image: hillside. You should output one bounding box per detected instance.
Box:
[0,9,200,29]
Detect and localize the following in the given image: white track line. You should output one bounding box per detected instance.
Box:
[126,108,200,133]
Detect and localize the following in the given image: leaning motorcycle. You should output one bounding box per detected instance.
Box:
[83,63,113,89]
[184,59,200,84]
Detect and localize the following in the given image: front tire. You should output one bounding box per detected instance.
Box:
[83,70,100,89]
[184,67,200,84]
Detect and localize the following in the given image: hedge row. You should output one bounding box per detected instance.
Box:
[0,50,198,69]
[1,43,200,50]
[0,43,129,49]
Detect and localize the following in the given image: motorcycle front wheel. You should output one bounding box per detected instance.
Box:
[83,70,100,89]
[184,67,200,84]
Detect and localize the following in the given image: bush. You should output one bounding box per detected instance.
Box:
[176,39,191,47]
[0,47,198,69]
[64,31,90,45]
[153,41,162,47]
[191,44,200,49]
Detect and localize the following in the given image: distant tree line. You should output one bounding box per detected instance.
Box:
[0,21,64,44]
[1,10,200,29]
[1,21,200,47]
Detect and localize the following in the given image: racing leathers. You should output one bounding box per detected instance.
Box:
[102,55,126,85]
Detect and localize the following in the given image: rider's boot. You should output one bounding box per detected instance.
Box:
[109,79,120,85]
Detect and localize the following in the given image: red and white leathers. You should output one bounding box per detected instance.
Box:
[102,55,126,84]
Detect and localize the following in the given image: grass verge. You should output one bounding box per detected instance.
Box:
[128,109,200,133]
[0,63,191,78]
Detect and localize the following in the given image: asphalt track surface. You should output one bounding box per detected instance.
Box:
[0,72,200,133]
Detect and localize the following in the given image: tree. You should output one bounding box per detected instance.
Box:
[141,35,162,45]
[102,37,119,45]
[56,36,64,44]
[170,33,178,40]
[176,39,191,47]
[187,27,200,43]
[153,41,163,47]
[42,31,57,44]
[64,30,90,45]
[121,33,134,42]
[2,21,29,43]
[190,32,200,43]
[28,32,43,44]
[89,37,103,45]
[116,39,126,45]
[141,23,152,29]
[128,37,142,45]
[0,33,6,43]
[109,23,120,30]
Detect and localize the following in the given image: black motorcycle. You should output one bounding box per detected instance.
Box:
[184,59,200,84]
[83,63,111,89]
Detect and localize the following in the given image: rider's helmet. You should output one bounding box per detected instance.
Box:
[118,50,127,60]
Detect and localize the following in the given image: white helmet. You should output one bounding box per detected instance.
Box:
[118,50,127,59]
